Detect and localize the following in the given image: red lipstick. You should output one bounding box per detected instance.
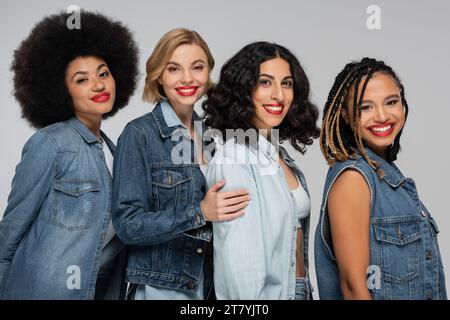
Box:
[175,86,198,96]
[91,92,110,103]
[262,103,284,115]
[368,122,395,137]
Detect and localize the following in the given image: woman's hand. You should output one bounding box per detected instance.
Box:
[201,180,250,221]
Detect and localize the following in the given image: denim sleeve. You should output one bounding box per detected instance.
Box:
[206,158,267,299]
[0,131,57,288]
[112,124,206,246]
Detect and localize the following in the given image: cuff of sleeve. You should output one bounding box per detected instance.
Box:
[182,206,213,242]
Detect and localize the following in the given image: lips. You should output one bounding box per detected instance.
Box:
[175,86,198,97]
[262,103,284,115]
[91,92,110,103]
[367,122,395,137]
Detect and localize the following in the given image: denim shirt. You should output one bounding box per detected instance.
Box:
[206,135,311,300]
[315,148,447,300]
[0,117,125,299]
[112,101,214,297]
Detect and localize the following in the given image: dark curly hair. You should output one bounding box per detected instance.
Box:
[202,41,319,154]
[320,57,408,175]
[11,10,139,129]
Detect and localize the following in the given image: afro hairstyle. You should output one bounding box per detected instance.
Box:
[11,10,139,129]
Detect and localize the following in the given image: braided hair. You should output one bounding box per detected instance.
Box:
[320,57,409,177]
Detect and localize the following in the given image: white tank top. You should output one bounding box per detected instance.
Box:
[290,176,310,228]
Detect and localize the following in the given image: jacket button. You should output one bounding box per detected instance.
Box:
[187,281,196,290]
[425,250,433,260]
[196,247,203,254]
[427,292,433,300]
[421,210,427,217]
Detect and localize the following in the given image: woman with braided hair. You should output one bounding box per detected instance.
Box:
[0,10,139,299]
[314,57,446,300]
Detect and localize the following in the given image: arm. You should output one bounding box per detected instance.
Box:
[112,124,206,246]
[327,169,371,300]
[207,158,266,299]
[0,132,57,286]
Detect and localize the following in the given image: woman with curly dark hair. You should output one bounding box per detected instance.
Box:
[314,58,446,300]
[0,10,139,299]
[203,41,320,299]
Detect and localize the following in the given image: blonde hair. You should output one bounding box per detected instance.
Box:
[142,28,215,103]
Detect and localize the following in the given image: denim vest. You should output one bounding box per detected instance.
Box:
[112,101,214,297]
[315,148,447,300]
[0,117,126,299]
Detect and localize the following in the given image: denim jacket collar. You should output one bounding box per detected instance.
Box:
[153,100,203,139]
[100,131,116,156]
[360,147,405,187]
[255,135,298,166]
[67,117,99,144]
[254,134,279,163]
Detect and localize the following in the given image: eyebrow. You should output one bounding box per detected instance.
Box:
[258,74,293,80]
[360,93,401,104]
[166,59,207,67]
[71,63,108,81]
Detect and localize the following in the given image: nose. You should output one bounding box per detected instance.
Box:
[181,69,193,85]
[271,83,284,102]
[374,105,388,122]
[92,77,105,92]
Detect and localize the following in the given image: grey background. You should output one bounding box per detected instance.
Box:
[1,0,449,299]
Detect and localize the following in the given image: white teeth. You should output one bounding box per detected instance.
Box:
[371,125,392,132]
[178,88,195,93]
[264,106,283,112]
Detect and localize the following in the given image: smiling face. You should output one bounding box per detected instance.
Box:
[251,57,294,131]
[159,43,210,111]
[342,72,406,158]
[65,56,116,124]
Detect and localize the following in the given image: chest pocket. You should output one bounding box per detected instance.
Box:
[52,180,100,230]
[373,218,422,285]
[149,165,192,211]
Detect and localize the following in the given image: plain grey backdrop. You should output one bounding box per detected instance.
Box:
[1,0,449,299]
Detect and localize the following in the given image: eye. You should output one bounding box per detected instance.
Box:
[76,78,88,84]
[99,70,110,78]
[167,66,179,73]
[282,80,293,87]
[360,104,373,112]
[386,99,399,106]
[258,78,271,87]
[193,64,204,71]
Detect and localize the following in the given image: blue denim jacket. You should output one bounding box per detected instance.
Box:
[0,117,126,299]
[315,148,447,300]
[206,136,311,299]
[112,101,213,297]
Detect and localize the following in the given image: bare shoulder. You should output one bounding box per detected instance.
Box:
[328,168,370,212]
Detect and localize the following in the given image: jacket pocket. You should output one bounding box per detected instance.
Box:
[373,218,421,285]
[149,165,192,211]
[52,180,100,230]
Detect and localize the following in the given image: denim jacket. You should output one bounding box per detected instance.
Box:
[112,101,213,297]
[0,117,126,299]
[315,147,447,300]
[206,135,311,299]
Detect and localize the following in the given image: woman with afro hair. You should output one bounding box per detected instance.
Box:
[0,10,139,299]
[203,42,320,299]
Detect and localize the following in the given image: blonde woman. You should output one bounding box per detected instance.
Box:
[112,28,250,300]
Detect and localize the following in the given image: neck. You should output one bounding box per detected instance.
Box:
[170,101,195,133]
[76,114,102,139]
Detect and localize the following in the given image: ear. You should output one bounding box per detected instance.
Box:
[341,108,349,124]
[157,78,162,85]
